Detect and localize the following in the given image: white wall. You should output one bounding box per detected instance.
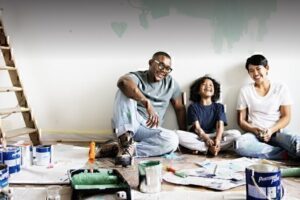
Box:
[1,0,300,141]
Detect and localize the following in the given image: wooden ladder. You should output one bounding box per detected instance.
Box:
[0,18,41,145]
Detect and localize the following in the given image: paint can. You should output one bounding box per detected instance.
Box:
[20,145,32,168]
[138,160,162,193]
[31,145,52,166]
[0,164,9,189]
[246,164,284,200]
[0,146,21,174]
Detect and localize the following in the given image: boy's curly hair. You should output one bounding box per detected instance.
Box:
[189,76,221,103]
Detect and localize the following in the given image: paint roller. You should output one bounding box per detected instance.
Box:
[260,159,300,177]
[281,167,300,177]
[71,171,119,185]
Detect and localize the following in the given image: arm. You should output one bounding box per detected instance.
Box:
[193,121,214,146]
[117,75,158,127]
[207,120,224,156]
[214,120,224,145]
[237,108,264,137]
[171,95,187,130]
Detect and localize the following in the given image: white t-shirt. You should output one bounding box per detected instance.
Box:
[236,81,292,129]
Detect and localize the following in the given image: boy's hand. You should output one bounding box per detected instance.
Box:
[201,134,214,146]
[208,145,220,156]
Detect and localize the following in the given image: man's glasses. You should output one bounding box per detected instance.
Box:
[154,60,173,73]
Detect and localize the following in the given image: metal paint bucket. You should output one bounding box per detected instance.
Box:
[246,164,284,200]
[31,145,52,166]
[0,146,21,174]
[0,164,9,189]
[138,160,162,193]
[20,145,31,168]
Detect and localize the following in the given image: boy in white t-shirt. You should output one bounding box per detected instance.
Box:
[235,54,300,160]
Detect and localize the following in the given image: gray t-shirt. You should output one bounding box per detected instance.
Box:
[129,71,182,125]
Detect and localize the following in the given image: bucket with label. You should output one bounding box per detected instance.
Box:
[246,164,284,200]
[0,145,21,174]
[0,164,9,189]
[31,145,52,166]
[138,160,162,193]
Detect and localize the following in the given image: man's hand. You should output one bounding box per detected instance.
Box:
[141,98,159,128]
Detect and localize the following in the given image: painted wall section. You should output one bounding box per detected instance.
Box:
[0,0,299,141]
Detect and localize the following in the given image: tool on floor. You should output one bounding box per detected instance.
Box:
[0,18,41,146]
[68,168,131,200]
[166,166,187,178]
[71,171,118,185]
[88,141,96,173]
[281,167,300,177]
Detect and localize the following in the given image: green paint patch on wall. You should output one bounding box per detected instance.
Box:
[122,0,276,53]
[111,22,128,38]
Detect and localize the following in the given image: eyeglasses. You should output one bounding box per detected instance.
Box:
[154,60,173,73]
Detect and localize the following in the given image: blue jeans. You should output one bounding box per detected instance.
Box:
[112,90,179,157]
[234,130,300,160]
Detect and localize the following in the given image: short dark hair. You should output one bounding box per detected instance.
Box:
[189,76,221,102]
[245,54,268,70]
[152,51,171,60]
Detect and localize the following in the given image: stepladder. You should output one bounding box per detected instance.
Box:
[0,18,41,146]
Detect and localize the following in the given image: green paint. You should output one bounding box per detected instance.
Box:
[111,22,128,38]
[139,11,149,29]
[125,0,276,53]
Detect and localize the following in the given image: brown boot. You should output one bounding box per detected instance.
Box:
[95,140,119,158]
[115,132,136,167]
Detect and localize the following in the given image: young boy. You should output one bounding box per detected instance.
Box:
[177,75,240,156]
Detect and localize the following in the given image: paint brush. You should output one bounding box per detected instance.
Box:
[166,166,187,178]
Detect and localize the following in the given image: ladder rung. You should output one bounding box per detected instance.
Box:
[0,107,30,115]
[0,87,23,92]
[0,66,16,70]
[5,127,37,138]
[0,45,10,49]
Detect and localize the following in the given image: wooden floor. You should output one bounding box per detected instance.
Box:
[95,151,300,199]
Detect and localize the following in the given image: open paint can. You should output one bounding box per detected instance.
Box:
[138,160,162,193]
[246,164,284,200]
[0,145,21,174]
[31,145,53,166]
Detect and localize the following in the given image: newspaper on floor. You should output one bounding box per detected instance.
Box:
[163,157,257,191]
